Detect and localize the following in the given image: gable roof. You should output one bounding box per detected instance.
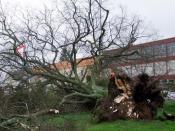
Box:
[53,57,94,70]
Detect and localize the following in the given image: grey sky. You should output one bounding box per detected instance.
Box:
[108,0,175,39]
[1,0,175,39]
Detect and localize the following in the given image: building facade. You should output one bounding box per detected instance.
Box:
[104,37,175,83]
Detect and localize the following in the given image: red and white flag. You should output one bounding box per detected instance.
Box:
[16,44,26,58]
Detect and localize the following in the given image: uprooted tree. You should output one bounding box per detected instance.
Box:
[0,0,153,106]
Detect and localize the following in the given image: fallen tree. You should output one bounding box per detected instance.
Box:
[93,73,165,122]
[0,108,59,130]
[0,0,154,106]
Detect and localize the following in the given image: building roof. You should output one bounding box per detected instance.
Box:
[54,57,94,70]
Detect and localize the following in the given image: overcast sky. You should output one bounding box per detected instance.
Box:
[108,0,175,39]
[1,0,175,40]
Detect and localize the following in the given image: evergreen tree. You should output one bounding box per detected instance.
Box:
[60,48,70,61]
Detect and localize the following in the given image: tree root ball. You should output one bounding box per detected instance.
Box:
[93,73,164,122]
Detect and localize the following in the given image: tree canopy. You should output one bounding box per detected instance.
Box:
[0,0,154,105]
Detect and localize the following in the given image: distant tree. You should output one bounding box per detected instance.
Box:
[60,47,70,61]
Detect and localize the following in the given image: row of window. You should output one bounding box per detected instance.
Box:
[160,80,175,84]
[121,60,175,76]
[127,42,175,59]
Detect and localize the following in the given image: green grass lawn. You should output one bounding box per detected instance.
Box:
[41,100,175,131]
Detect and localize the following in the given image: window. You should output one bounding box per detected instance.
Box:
[167,42,175,56]
[155,62,166,75]
[142,47,154,57]
[131,64,146,76]
[154,44,166,58]
[168,60,175,75]
[144,63,154,76]
[122,66,132,76]
[127,49,142,59]
[168,80,174,84]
